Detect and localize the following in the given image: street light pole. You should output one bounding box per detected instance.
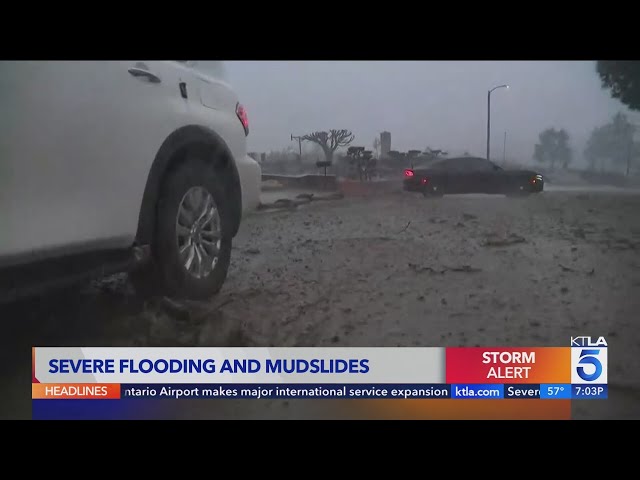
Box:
[628,123,640,177]
[628,132,632,177]
[486,84,509,161]
[291,134,303,163]
[503,131,507,163]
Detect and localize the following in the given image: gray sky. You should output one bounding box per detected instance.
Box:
[226,61,635,165]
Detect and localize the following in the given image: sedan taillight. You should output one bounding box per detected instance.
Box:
[236,103,249,136]
[404,169,414,178]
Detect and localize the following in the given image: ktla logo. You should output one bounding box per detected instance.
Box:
[571,336,608,384]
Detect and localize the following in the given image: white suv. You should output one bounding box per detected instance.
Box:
[0,61,261,302]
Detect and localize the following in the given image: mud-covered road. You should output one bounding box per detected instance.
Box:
[3,189,640,419]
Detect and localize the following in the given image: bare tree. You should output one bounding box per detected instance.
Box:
[302,129,355,164]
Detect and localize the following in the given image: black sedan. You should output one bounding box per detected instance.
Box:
[403,157,544,197]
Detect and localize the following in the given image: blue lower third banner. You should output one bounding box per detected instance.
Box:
[119,384,451,399]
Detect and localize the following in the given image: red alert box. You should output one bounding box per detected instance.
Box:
[446,347,571,384]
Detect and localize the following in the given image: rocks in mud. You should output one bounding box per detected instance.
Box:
[257,199,296,211]
[483,233,526,247]
[408,263,481,274]
[315,192,345,201]
[408,263,445,274]
[275,198,298,207]
[258,192,343,212]
[159,297,192,322]
[572,227,586,239]
[245,248,261,255]
[446,265,482,273]
[611,238,639,250]
[396,221,412,233]
[559,264,595,275]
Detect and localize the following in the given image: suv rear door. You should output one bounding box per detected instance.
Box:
[0,61,193,266]
[186,61,248,161]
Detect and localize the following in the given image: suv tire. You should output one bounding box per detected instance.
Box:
[130,156,232,300]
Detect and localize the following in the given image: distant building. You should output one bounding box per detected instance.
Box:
[380,131,391,158]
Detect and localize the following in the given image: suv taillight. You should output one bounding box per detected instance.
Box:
[236,103,249,136]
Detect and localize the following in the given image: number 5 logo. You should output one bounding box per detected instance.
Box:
[577,349,602,381]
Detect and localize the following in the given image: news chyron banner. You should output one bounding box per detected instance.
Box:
[32,337,608,419]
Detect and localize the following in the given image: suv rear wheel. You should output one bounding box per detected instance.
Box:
[130,156,232,300]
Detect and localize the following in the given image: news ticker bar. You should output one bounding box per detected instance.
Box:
[31,383,608,400]
[32,344,609,387]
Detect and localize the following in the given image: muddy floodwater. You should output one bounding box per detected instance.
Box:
[3,190,640,419]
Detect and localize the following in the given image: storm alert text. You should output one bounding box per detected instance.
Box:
[482,351,536,379]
